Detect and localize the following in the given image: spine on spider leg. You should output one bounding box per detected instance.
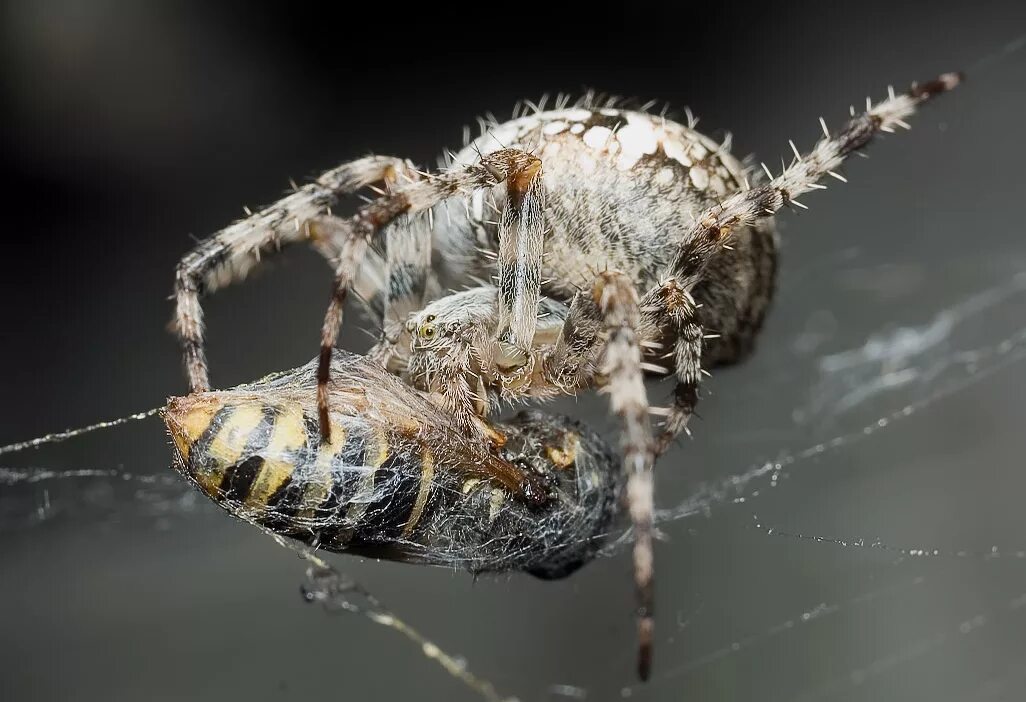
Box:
[765,72,962,205]
[670,72,961,288]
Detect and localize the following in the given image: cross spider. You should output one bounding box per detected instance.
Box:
[172,72,960,679]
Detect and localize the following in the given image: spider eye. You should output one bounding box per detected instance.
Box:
[419,323,436,340]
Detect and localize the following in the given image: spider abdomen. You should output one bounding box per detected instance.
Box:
[425,105,779,363]
[436,106,752,291]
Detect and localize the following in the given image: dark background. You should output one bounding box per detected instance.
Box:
[2,2,1026,700]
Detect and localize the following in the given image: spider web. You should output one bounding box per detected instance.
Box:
[3,258,1026,702]
[3,38,1026,702]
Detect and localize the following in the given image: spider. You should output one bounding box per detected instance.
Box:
[172,71,960,679]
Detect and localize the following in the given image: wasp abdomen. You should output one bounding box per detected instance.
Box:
[164,352,622,575]
[165,393,436,550]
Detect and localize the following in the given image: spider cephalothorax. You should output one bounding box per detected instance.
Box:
[402,287,587,416]
[172,73,960,679]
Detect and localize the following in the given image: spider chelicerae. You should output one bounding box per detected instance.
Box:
[171,71,960,679]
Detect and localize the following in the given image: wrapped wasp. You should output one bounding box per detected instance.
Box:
[162,349,623,578]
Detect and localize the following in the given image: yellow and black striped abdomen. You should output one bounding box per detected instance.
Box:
[164,393,437,551]
[163,351,623,576]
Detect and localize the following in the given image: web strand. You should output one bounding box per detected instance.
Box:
[0,407,163,456]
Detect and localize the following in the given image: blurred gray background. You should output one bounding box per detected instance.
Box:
[2,2,1026,700]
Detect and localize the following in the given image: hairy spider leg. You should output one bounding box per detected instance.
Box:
[590,271,657,680]
[640,280,703,455]
[174,155,414,393]
[539,270,661,677]
[653,72,962,453]
[493,151,546,363]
